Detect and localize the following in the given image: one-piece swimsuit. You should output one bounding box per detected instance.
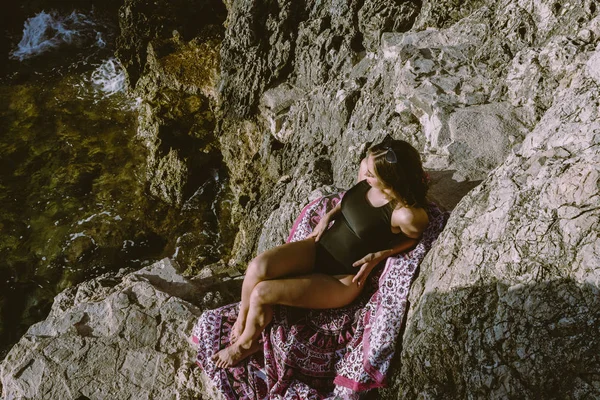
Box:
[314,180,398,275]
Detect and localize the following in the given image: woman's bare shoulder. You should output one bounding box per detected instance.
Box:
[391,206,429,239]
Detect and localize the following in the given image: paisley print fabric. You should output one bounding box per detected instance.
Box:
[192,190,448,399]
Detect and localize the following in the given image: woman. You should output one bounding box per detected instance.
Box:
[212,139,430,368]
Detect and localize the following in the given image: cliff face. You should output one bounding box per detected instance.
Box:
[132,0,600,396]
[1,0,599,398]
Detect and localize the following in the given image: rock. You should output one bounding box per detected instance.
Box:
[446,103,528,181]
[149,148,188,205]
[219,0,306,118]
[116,0,226,87]
[586,48,600,84]
[91,0,600,397]
[0,259,239,400]
[135,80,223,206]
[116,0,230,209]
[259,83,302,143]
[145,31,222,100]
[357,0,420,51]
[381,48,600,399]
[413,0,488,29]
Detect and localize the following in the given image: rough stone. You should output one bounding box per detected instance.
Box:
[116,0,226,87]
[6,0,598,398]
[0,259,240,400]
[446,103,528,181]
[381,49,600,400]
[358,0,420,51]
[214,0,600,396]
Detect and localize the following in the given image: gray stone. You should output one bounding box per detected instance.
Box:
[381,51,600,399]
[0,259,236,400]
[6,0,597,398]
[586,49,600,84]
[357,0,420,51]
[446,103,528,181]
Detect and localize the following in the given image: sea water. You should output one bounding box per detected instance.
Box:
[0,9,233,358]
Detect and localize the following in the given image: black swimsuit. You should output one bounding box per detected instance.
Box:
[314,180,398,275]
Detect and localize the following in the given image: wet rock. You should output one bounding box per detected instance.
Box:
[116,0,226,87]
[145,30,222,100]
[149,148,188,205]
[136,84,222,206]
[63,235,96,264]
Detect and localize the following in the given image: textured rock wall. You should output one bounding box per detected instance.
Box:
[216,0,600,397]
[382,54,600,398]
[381,4,599,398]
[3,0,598,398]
[116,0,226,87]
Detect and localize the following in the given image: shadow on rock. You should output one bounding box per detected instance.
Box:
[381,278,600,399]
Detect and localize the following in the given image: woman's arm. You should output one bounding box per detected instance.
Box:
[374,237,419,260]
[307,201,342,241]
[351,236,418,286]
[325,201,342,221]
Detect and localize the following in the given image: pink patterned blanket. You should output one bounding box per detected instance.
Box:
[192,190,448,399]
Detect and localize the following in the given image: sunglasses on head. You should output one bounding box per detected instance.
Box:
[381,146,397,163]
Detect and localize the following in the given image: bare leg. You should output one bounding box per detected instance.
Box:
[213,273,363,368]
[230,238,316,343]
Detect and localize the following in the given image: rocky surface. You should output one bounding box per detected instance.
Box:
[116,0,238,271]
[116,0,226,87]
[124,0,599,396]
[196,0,600,396]
[3,0,600,398]
[381,46,600,398]
[0,259,242,399]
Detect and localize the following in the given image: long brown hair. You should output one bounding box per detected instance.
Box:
[368,139,429,208]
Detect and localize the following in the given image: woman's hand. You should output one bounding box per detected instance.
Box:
[307,215,331,242]
[352,251,386,287]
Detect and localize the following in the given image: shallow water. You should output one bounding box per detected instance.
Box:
[0,9,234,357]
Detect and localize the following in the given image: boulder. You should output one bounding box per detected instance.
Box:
[381,47,600,399]
[0,259,241,400]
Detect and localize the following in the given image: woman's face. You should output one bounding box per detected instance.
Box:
[366,154,396,200]
[365,154,385,190]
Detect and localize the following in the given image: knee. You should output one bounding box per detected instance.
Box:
[247,255,270,280]
[249,281,273,306]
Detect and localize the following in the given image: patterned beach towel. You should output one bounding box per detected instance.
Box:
[192,190,448,399]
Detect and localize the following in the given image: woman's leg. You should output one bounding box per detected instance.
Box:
[212,273,363,368]
[230,238,317,343]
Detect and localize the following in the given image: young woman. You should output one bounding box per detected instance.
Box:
[211,139,430,368]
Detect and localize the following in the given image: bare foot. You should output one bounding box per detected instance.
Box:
[211,340,262,368]
[229,318,245,344]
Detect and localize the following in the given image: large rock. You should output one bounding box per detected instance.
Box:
[381,42,600,400]
[116,0,226,87]
[74,0,600,397]
[0,259,241,399]
[213,0,600,397]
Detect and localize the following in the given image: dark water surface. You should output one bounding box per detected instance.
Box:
[0,8,234,358]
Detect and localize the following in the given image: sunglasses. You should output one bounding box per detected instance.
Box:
[382,146,397,163]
